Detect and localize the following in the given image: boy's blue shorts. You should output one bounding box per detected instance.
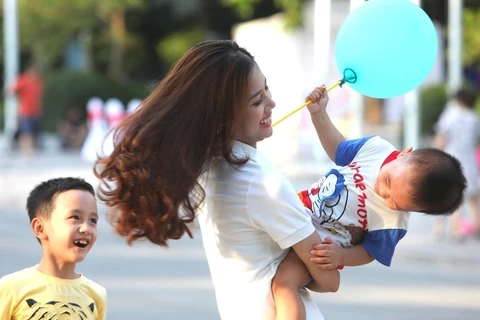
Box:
[19,117,38,134]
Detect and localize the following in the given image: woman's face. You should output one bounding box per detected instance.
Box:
[232,65,276,148]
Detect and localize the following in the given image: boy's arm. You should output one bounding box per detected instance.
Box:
[306,85,346,162]
[0,279,14,320]
[98,290,107,320]
[310,110,346,163]
[99,303,107,319]
[310,237,374,269]
[7,76,23,95]
[340,244,374,266]
[292,231,340,292]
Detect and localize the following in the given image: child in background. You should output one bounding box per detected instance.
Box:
[433,89,480,240]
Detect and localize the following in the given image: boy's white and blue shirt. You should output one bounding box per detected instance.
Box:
[298,135,409,267]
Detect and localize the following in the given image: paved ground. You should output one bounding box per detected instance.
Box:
[1,135,479,319]
[2,208,480,319]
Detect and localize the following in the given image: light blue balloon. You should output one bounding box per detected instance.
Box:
[335,0,438,98]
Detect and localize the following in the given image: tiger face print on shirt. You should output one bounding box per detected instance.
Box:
[24,298,96,320]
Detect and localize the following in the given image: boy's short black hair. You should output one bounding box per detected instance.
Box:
[407,148,466,215]
[27,177,95,222]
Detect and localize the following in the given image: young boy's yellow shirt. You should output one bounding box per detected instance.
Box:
[0,266,107,320]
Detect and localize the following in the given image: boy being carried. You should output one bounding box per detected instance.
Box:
[272,85,466,320]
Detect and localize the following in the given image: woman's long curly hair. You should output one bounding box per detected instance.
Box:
[94,40,256,246]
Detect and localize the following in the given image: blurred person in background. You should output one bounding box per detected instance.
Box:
[433,89,480,241]
[8,63,44,158]
[57,106,88,150]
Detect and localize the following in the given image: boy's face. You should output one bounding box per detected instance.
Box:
[35,190,98,264]
[375,147,420,212]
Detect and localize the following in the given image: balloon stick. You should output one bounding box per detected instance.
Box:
[272,68,357,127]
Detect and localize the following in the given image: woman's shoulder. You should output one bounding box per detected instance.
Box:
[230,141,283,176]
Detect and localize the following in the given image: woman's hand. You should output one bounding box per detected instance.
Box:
[305,85,329,116]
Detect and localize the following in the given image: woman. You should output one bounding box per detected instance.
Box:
[94,40,339,319]
[433,89,480,240]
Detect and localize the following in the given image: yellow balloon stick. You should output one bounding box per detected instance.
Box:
[272,80,343,127]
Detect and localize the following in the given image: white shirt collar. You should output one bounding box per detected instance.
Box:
[232,140,257,158]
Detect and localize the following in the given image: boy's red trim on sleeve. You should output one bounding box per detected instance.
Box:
[298,190,312,211]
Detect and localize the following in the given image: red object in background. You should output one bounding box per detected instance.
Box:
[476,147,480,169]
[459,219,475,236]
[13,73,43,117]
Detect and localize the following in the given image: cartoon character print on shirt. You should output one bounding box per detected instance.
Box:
[301,169,349,224]
[24,298,96,320]
[299,169,356,244]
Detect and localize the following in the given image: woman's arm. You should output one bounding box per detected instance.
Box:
[291,231,340,292]
[432,133,447,150]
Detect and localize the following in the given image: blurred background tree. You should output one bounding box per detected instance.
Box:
[0,0,479,133]
[5,0,476,84]
[463,7,480,68]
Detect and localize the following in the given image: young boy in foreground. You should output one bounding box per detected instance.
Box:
[0,177,107,319]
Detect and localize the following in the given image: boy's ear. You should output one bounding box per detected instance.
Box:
[398,146,413,158]
[31,217,48,241]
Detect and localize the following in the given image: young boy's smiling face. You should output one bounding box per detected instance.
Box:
[38,189,98,264]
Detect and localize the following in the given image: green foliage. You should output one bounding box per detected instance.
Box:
[40,71,151,132]
[0,101,4,131]
[419,83,448,135]
[95,0,142,17]
[221,0,261,19]
[464,8,480,67]
[15,0,143,68]
[274,0,304,28]
[220,0,304,28]
[156,27,206,66]
[17,0,96,67]
[474,94,480,115]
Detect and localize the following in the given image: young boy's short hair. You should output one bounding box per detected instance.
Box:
[407,148,467,215]
[27,177,95,221]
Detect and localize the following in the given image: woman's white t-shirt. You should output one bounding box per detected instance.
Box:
[198,141,322,320]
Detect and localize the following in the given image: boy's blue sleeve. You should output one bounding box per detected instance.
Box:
[335,136,376,166]
[362,229,407,267]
